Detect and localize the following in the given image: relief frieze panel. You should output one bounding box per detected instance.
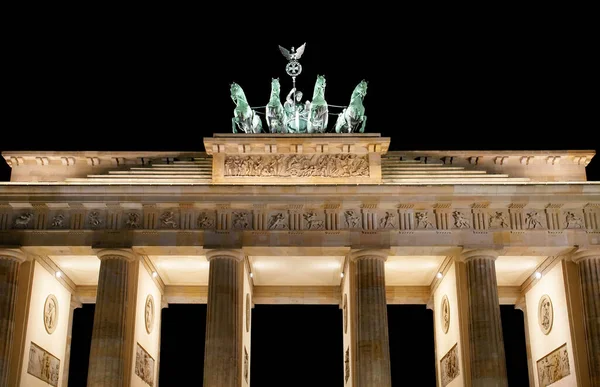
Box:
[224,154,369,178]
[3,203,598,234]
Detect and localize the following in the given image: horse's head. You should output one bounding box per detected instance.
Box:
[271,78,280,94]
[313,75,326,97]
[230,82,248,104]
[352,80,368,99]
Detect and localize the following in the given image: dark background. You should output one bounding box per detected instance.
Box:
[68,304,528,386]
[1,9,594,387]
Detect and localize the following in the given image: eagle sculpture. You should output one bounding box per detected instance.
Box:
[278,43,306,61]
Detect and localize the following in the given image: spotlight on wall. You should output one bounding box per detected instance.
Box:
[152,271,158,278]
[436,272,443,279]
[340,272,345,278]
[534,271,542,279]
[55,271,62,278]
[250,272,253,278]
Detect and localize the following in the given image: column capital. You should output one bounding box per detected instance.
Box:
[458,248,499,262]
[206,249,245,262]
[96,248,137,262]
[349,248,390,262]
[0,248,26,263]
[571,248,600,263]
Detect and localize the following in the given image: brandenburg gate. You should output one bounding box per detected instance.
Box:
[1,45,599,387]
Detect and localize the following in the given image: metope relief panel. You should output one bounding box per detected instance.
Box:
[414,211,435,229]
[302,211,325,230]
[86,209,106,229]
[440,343,459,387]
[562,210,585,229]
[451,210,471,229]
[123,211,142,229]
[377,210,397,230]
[12,210,35,229]
[27,342,60,386]
[196,210,216,229]
[48,210,69,230]
[135,343,155,386]
[524,209,546,229]
[488,210,509,229]
[267,211,289,230]
[231,211,252,230]
[224,154,369,178]
[341,209,362,230]
[536,343,570,387]
[158,209,179,229]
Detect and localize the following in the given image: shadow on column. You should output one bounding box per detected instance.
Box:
[251,305,343,387]
[159,304,207,387]
[68,304,95,386]
[500,305,529,386]
[387,305,436,386]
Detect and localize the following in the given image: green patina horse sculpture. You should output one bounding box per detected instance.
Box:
[231,82,263,134]
[307,75,328,133]
[265,78,285,133]
[335,80,368,133]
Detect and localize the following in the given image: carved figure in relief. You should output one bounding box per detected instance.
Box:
[452,211,470,229]
[565,211,584,228]
[27,342,60,386]
[14,212,33,227]
[440,344,459,387]
[489,211,509,228]
[223,154,369,178]
[415,212,434,229]
[379,211,396,229]
[536,343,570,387]
[303,212,324,229]
[44,299,56,332]
[526,211,543,229]
[345,348,350,382]
[88,211,103,227]
[197,212,215,229]
[51,214,65,228]
[160,211,177,228]
[344,210,361,228]
[233,212,250,229]
[126,212,140,228]
[268,213,287,229]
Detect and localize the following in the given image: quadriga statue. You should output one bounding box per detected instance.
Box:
[335,80,368,133]
[230,82,263,133]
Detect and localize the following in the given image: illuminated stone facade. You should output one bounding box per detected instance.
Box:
[1,134,599,386]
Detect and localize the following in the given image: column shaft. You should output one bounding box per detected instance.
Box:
[203,253,243,387]
[0,256,22,387]
[465,254,508,387]
[354,255,392,387]
[578,257,600,384]
[87,256,130,387]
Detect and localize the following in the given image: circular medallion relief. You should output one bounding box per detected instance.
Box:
[538,294,553,335]
[441,295,450,334]
[145,295,155,334]
[44,294,59,334]
[245,293,251,332]
[343,294,348,334]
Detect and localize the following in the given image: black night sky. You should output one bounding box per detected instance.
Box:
[1,11,597,387]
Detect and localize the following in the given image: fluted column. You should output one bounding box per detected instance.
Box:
[87,249,136,387]
[0,249,25,387]
[461,249,508,387]
[350,249,392,387]
[573,250,600,385]
[203,249,245,387]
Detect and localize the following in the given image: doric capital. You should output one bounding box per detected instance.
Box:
[206,249,245,262]
[571,248,600,264]
[349,248,390,262]
[96,248,137,262]
[459,248,500,262]
[0,248,27,263]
